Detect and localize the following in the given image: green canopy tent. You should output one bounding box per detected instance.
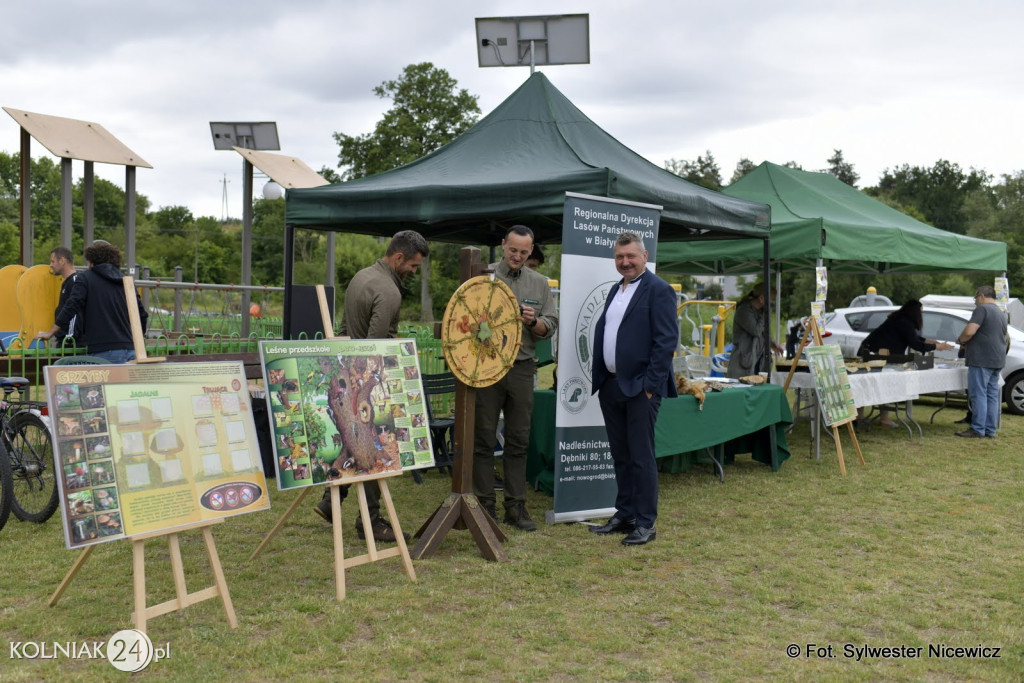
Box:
[285,72,769,246]
[281,72,771,336]
[657,161,1007,276]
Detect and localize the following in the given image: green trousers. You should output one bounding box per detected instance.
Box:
[472,360,535,507]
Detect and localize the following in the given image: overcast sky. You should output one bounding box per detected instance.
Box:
[3,1,1023,222]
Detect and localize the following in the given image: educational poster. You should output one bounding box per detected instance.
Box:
[44,362,270,550]
[804,345,857,426]
[995,276,1009,314]
[815,266,828,301]
[258,339,434,491]
[813,266,828,330]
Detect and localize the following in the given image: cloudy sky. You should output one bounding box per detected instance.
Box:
[3,1,1022,221]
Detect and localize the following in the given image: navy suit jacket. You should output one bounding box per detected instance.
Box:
[591,270,679,399]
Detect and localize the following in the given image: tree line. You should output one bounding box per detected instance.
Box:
[3,63,1021,323]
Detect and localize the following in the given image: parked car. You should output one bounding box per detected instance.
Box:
[822,305,1024,415]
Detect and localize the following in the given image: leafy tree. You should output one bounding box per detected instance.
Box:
[664,151,723,190]
[1,151,152,264]
[870,160,990,233]
[730,158,757,185]
[699,282,724,301]
[0,220,18,267]
[74,177,148,238]
[824,149,859,187]
[318,166,342,184]
[152,205,193,237]
[251,197,327,286]
[332,62,481,182]
[330,63,482,319]
[964,172,1024,291]
[252,197,287,285]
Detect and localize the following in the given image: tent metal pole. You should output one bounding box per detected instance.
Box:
[763,238,771,377]
[283,223,295,339]
[775,265,782,348]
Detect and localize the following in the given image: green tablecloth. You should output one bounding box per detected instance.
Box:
[527,384,792,494]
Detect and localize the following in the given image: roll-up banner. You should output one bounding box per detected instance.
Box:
[548,192,662,523]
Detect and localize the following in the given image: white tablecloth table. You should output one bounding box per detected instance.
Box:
[772,365,969,456]
[776,366,968,407]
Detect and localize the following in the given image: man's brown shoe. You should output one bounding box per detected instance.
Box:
[356,517,409,543]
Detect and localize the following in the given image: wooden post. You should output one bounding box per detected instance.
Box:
[122,275,164,363]
[412,246,508,562]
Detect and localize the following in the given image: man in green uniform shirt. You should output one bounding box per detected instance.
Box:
[473,225,558,530]
[314,230,429,542]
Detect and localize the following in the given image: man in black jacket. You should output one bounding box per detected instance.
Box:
[39,241,147,363]
[39,246,84,347]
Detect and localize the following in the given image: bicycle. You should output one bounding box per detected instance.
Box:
[0,426,11,531]
[1,376,59,524]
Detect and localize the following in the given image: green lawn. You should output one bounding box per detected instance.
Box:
[1,397,1021,681]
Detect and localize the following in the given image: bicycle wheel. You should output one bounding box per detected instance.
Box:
[7,411,59,523]
[0,439,12,531]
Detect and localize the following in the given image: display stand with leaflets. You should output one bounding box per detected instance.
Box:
[783,316,865,475]
[412,247,523,563]
[249,285,416,600]
[46,285,265,633]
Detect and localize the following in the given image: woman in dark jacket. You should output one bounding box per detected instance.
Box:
[857,300,953,358]
[856,299,953,426]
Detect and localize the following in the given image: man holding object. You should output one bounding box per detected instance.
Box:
[590,232,678,546]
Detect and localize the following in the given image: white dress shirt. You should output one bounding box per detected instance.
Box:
[602,272,645,375]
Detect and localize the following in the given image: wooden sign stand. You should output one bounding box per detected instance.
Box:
[249,286,416,599]
[49,519,237,634]
[412,247,508,563]
[123,276,165,363]
[782,316,865,476]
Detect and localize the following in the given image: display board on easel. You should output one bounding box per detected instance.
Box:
[783,314,865,476]
[44,361,270,549]
[251,286,418,598]
[802,344,857,426]
[44,360,267,633]
[257,338,436,490]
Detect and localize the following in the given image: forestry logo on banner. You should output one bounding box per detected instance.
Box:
[559,376,589,414]
[573,281,615,379]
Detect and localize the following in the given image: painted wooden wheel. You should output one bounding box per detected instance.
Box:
[441,276,522,388]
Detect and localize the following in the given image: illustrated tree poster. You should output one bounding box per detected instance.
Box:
[44,361,270,549]
[258,339,435,490]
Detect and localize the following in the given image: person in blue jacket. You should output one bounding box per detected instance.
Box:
[589,232,678,546]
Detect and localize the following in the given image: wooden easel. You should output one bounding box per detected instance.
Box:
[49,519,237,634]
[412,247,508,562]
[123,276,165,363]
[782,316,865,475]
[248,285,416,599]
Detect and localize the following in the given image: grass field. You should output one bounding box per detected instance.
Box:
[1,395,1021,681]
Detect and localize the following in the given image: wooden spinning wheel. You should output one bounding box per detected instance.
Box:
[441,276,522,388]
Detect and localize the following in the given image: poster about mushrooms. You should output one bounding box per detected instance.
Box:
[44,361,269,549]
[258,339,435,491]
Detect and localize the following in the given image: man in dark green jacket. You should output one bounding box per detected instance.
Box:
[473,225,558,531]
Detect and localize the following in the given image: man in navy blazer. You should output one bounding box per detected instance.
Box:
[590,232,678,546]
